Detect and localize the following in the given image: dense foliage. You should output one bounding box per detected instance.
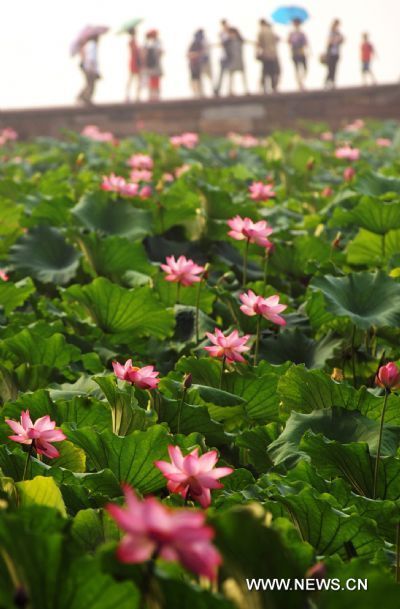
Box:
[1,121,400,608]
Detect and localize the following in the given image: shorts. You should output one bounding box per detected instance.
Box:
[149,75,160,90]
[293,55,307,70]
[262,59,280,77]
[362,61,371,73]
[190,63,202,80]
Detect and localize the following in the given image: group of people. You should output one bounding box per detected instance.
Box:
[78,28,163,104]
[76,18,377,105]
[188,18,377,96]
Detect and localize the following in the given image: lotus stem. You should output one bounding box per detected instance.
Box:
[254,316,262,366]
[146,389,154,413]
[177,387,187,435]
[262,251,269,297]
[219,356,226,389]
[195,268,208,343]
[157,200,165,233]
[176,282,181,304]
[22,443,34,481]
[372,389,389,499]
[350,325,357,388]
[242,239,250,288]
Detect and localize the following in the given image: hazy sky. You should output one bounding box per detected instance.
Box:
[1,0,399,108]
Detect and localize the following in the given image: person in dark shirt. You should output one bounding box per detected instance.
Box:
[324,19,344,89]
[214,20,231,96]
[188,29,210,97]
[288,18,308,90]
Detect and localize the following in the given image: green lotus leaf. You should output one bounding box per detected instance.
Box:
[63,277,174,338]
[260,329,341,368]
[65,424,170,494]
[16,476,67,515]
[278,364,400,425]
[301,433,400,500]
[354,172,400,196]
[176,357,288,423]
[0,277,35,315]
[310,271,400,329]
[269,407,400,467]
[9,225,80,284]
[71,508,119,552]
[212,506,305,609]
[77,233,154,280]
[72,192,152,239]
[0,329,81,368]
[0,506,139,608]
[158,395,227,446]
[349,197,400,235]
[156,578,234,609]
[271,486,381,557]
[347,228,400,266]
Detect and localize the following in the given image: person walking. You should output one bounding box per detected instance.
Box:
[77,36,100,105]
[214,20,231,96]
[256,19,280,94]
[361,33,376,85]
[125,28,143,102]
[188,29,210,97]
[227,28,249,95]
[143,30,163,101]
[324,19,344,89]
[288,19,308,90]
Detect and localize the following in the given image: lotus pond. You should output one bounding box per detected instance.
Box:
[1,122,400,608]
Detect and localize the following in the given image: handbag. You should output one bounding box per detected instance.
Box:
[319,53,328,65]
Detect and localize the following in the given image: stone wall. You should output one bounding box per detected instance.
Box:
[1,84,400,138]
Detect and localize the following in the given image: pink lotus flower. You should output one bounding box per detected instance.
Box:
[6,410,66,459]
[343,166,356,182]
[204,328,250,363]
[249,182,276,202]
[175,164,191,178]
[81,124,115,143]
[335,146,360,161]
[240,290,287,326]
[101,173,127,193]
[162,172,175,183]
[228,132,259,148]
[227,216,273,249]
[375,362,400,391]
[321,131,334,141]
[1,128,18,142]
[112,359,160,390]
[344,119,365,132]
[161,255,205,287]
[0,269,9,281]
[155,445,233,508]
[127,153,154,170]
[139,185,152,199]
[107,484,221,580]
[240,135,259,148]
[376,138,391,148]
[170,132,199,148]
[101,174,144,198]
[321,186,333,197]
[120,182,140,197]
[130,169,153,183]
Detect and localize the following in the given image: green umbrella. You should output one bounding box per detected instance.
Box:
[118,18,143,34]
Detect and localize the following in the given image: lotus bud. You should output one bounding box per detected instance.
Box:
[375,362,400,391]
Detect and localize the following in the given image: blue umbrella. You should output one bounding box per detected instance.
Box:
[271,5,309,24]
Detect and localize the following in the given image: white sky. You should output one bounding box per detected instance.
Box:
[1,0,399,108]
